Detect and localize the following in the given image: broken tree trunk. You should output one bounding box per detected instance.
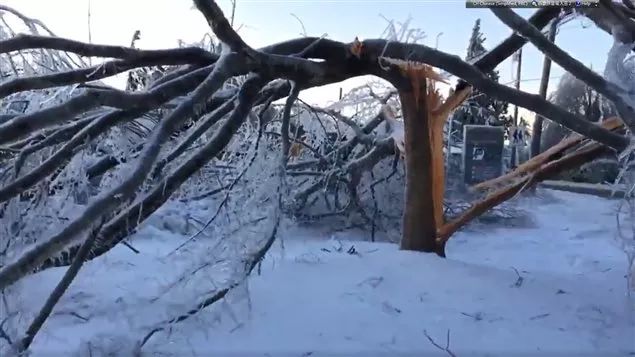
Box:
[399,79,441,255]
[392,60,471,257]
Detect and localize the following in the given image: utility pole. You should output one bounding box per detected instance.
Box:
[510,47,522,169]
[87,0,92,65]
[530,17,559,159]
[230,0,237,27]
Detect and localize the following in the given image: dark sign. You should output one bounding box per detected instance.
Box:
[6,100,29,114]
[462,125,504,185]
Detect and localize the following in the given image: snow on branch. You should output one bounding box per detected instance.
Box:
[0,34,216,64]
[0,53,244,289]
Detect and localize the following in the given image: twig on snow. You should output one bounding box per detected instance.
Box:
[423,329,457,357]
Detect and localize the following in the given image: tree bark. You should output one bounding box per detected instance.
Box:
[398,83,444,256]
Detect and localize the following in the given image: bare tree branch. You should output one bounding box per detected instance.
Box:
[0,108,147,204]
[0,49,216,100]
[0,34,216,63]
[151,95,237,179]
[0,54,243,290]
[423,329,457,357]
[582,1,635,43]
[362,40,629,151]
[281,82,300,163]
[40,78,265,269]
[13,115,95,176]
[0,63,221,146]
[462,7,562,83]
[194,0,253,54]
[15,218,106,352]
[491,7,635,131]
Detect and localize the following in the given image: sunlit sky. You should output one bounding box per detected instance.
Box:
[1,0,616,120]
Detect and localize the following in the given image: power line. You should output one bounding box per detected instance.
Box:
[501,74,564,86]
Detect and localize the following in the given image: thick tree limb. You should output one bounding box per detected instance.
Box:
[584,6,633,41]
[473,116,623,191]
[195,0,327,80]
[491,7,635,130]
[81,75,265,266]
[357,40,629,151]
[438,140,610,243]
[0,89,154,145]
[194,0,252,54]
[0,51,216,100]
[0,66,233,203]
[582,0,635,44]
[473,8,561,73]
[0,64,221,145]
[0,34,216,63]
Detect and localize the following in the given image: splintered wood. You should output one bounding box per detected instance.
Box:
[388,57,471,254]
[363,48,622,253]
[437,116,625,244]
[471,116,623,193]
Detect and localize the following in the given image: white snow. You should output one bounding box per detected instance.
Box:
[3,189,634,356]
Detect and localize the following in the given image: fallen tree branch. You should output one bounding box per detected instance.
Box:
[473,7,562,73]
[438,140,611,243]
[0,108,149,204]
[363,40,629,151]
[581,1,635,44]
[137,79,282,351]
[472,116,623,191]
[0,34,217,64]
[14,218,106,352]
[12,115,96,177]
[0,51,216,100]
[40,75,266,270]
[167,88,271,255]
[151,94,237,179]
[423,329,457,357]
[0,54,243,290]
[491,7,635,131]
[0,64,222,145]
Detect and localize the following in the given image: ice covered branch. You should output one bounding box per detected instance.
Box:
[491,7,635,131]
[0,54,245,289]
[0,34,217,64]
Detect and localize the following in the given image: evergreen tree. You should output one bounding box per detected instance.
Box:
[466,19,486,62]
[452,19,510,136]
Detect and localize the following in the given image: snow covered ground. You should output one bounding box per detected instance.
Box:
[3,189,634,356]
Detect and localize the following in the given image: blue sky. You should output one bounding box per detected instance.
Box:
[3,0,614,111]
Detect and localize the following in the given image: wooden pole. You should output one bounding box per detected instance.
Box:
[530,17,559,158]
[87,0,92,65]
[510,47,522,168]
